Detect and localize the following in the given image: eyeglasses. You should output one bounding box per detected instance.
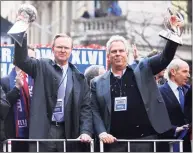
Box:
[55,46,70,50]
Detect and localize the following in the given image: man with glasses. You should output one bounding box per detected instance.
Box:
[13,33,93,152]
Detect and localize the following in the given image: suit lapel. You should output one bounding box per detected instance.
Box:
[102,71,111,114]
[64,67,73,107]
[132,65,148,105]
[164,82,183,113]
[183,86,188,95]
[72,71,81,108]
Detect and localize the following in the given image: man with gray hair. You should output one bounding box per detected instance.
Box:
[158,59,191,152]
[84,65,106,86]
[91,34,179,152]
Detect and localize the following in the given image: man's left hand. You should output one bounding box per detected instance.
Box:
[78,133,92,143]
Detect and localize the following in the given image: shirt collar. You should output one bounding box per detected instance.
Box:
[111,66,129,78]
[168,79,179,91]
[52,59,68,73]
[58,63,68,73]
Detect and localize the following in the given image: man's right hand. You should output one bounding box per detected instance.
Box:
[175,124,189,133]
[99,132,117,144]
[15,70,24,89]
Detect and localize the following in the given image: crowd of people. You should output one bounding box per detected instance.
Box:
[0,12,192,153]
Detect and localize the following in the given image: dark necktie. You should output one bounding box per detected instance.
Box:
[177,87,184,112]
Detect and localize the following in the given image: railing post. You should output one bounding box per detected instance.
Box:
[153,141,156,152]
[63,140,66,152]
[179,141,183,152]
[127,141,130,152]
[36,141,39,152]
[3,142,6,152]
[8,140,12,152]
[100,141,104,152]
[169,142,173,152]
[90,140,94,152]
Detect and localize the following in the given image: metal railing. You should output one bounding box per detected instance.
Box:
[99,139,184,152]
[71,16,127,36]
[3,139,94,152]
[3,138,186,152]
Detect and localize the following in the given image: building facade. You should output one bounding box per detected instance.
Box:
[1,1,192,62]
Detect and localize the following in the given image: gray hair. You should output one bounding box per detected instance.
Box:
[51,33,73,48]
[106,35,130,54]
[84,65,105,86]
[166,58,187,79]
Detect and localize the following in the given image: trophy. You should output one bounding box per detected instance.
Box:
[7,4,37,47]
[159,8,184,45]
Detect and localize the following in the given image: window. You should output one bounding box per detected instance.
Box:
[94,0,100,9]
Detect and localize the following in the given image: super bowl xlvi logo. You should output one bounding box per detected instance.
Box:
[71,49,104,65]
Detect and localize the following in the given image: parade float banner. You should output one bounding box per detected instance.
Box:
[0,46,107,77]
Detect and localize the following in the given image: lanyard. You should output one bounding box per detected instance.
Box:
[57,68,68,91]
[112,76,123,97]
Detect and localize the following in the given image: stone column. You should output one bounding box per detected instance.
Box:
[60,1,67,33]
[72,1,79,19]
[51,1,60,35]
[40,2,50,44]
[87,1,95,17]
[34,7,41,44]
[118,1,127,16]
[66,1,73,35]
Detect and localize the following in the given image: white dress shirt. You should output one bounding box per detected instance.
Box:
[52,63,68,122]
[167,79,181,104]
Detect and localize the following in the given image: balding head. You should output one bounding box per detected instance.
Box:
[167,59,190,86]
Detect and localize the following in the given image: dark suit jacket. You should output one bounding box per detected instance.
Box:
[158,82,191,152]
[0,76,20,139]
[184,85,192,124]
[0,86,11,142]
[159,82,190,125]
[0,85,11,120]
[13,36,93,139]
[159,82,191,129]
[91,40,178,136]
